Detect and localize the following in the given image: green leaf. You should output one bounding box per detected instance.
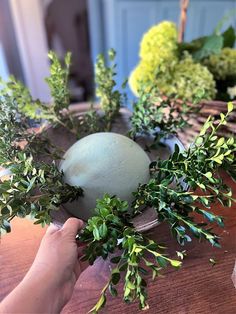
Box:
[127,281,136,290]
[1,207,10,215]
[222,26,236,48]
[205,172,213,179]
[227,102,234,113]
[109,284,118,297]
[216,137,224,147]
[99,223,108,238]
[196,137,203,145]
[89,294,106,313]
[170,259,182,268]
[209,258,217,266]
[93,227,101,240]
[192,35,223,61]
[124,287,131,298]
[111,271,121,285]
[110,256,121,264]
[156,256,168,268]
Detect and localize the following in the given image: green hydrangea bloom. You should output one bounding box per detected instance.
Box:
[171,55,216,100]
[203,48,236,80]
[129,21,216,101]
[140,21,178,67]
[129,55,216,101]
[129,62,151,96]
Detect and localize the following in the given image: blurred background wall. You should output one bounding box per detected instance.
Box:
[0,0,236,104]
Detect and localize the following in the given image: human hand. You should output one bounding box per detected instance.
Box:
[29,218,87,308]
[0,218,87,314]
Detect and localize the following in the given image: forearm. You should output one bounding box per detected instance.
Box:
[0,267,63,314]
[0,219,85,314]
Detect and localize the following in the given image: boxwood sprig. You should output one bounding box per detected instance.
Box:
[129,87,201,146]
[79,194,182,312]
[0,49,235,313]
[95,49,127,130]
[133,102,235,247]
[0,151,83,234]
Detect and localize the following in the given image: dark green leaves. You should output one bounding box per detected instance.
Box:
[179,24,236,60]
[134,103,235,248]
[111,269,121,285]
[79,194,183,313]
[129,87,198,144]
[192,35,223,61]
[0,153,83,234]
[222,26,236,48]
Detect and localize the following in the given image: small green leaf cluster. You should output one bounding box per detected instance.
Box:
[133,102,235,247]
[95,48,127,130]
[0,79,83,234]
[0,151,83,234]
[80,194,131,263]
[0,50,124,138]
[129,87,200,145]
[46,51,71,114]
[79,194,182,312]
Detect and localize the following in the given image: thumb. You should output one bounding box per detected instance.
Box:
[61,217,84,238]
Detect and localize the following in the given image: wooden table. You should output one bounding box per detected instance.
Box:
[1,106,236,313]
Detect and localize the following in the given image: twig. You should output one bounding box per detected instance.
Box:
[178,0,189,43]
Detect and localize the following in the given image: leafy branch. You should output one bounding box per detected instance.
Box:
[0,49,235,312]
[0,151,83,234]
[129,87,201,147]
[0,76,83,234]
[79,194,182,312]
[133,102,235,247]
[95,48,127,130]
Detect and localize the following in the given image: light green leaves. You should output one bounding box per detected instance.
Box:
[170,259,182,267]
[228,101,234,113]
[88,293,106,313]
[129,87,196,143]
[216,137,224,147]
[95,49,126,130]
[204,172,213,179]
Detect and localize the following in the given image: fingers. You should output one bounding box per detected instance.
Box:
[46,223,61,235]
[61,217,84,237]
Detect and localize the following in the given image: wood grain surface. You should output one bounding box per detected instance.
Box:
[1,105,236,313]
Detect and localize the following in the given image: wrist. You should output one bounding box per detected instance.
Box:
[22,265,64,313]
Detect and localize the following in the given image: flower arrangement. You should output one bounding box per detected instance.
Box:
[0,50,235,312]
[129,20,236,102]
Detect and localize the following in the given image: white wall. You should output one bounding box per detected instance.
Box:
[0,42,9,80]
[9,0,51,102]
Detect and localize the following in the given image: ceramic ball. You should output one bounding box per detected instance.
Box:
[60,132,150,220]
